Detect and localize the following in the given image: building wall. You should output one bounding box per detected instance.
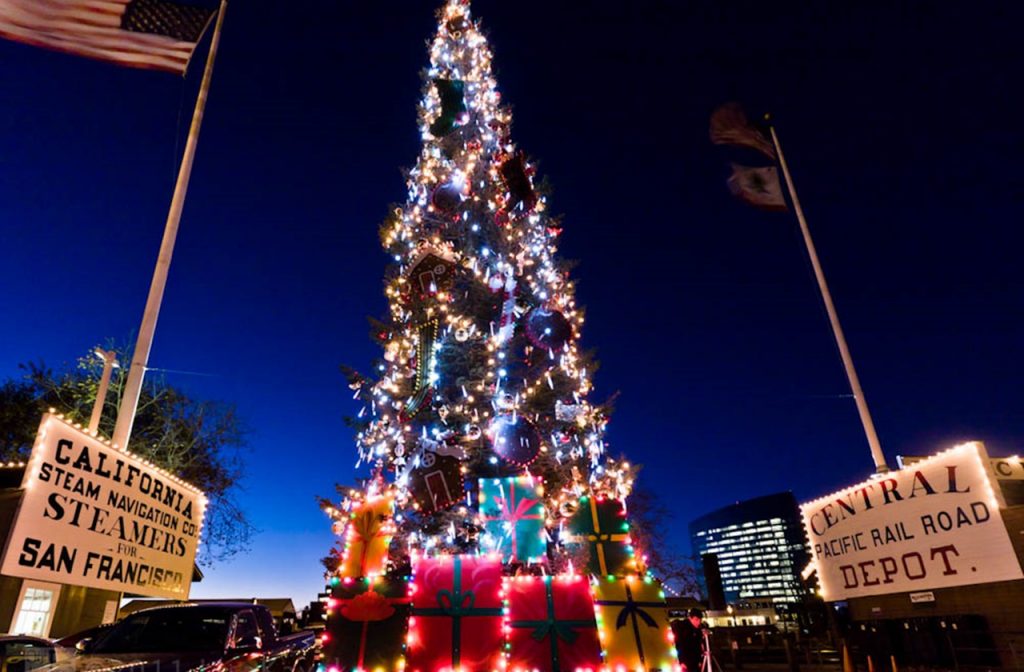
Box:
[0,573,23,632]
[843,506,1024,669]
[49,585,121,639]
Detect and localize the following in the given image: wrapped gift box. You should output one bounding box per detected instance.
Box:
[478,476,547,562]
[406,554,505,671]
[593,576,679,671]
[325,576,410,671]
[505,574,602,672]
[568,495,637,577]
[339,495,394,578]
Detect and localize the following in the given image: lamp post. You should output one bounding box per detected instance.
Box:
[88,349,119,435]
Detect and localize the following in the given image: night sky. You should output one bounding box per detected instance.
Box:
[2,1,1022,608]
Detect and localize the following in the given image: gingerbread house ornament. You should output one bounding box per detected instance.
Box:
[405,248,457,313]
[409,453,464,513]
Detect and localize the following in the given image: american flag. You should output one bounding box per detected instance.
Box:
[0,0,216,74]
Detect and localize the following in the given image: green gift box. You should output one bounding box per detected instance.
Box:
[478,476,547,562]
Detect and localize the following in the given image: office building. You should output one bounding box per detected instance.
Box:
[689,492,809,605]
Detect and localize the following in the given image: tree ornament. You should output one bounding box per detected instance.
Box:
[399,320,438,421]
[558,498,579,518]
[499,150,537,211]
[431,181,463,213]
[445,14,470,36]
[417,434,467,463]
[495,275,517,345]
[409,454,464,513]
[555,400,586,422]
[466,424,482,441]
[429,78,467,137]
[525,306,572,350]
[495,392,515,411]
[454,326,470,342]
[405,249,456,311]
[493,207,510,228]
[487,413,541,466]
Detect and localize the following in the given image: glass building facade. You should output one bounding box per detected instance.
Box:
[689,492,809,605]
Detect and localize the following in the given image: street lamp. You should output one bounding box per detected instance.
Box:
[88,349,120,435]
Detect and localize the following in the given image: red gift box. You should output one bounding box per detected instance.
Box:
[407,554,505,672]
[506,574,602,672]
[326,577,409,671]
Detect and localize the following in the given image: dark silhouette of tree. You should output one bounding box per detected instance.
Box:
[0,345,256,565]
[629,482,702,597]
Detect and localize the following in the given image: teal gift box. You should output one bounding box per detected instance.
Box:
[478,476,547,562]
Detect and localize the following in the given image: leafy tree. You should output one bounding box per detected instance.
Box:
[0,345,256,565]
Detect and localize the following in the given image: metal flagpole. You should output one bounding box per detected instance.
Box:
[766,119,890,473]
[112,0,229,451]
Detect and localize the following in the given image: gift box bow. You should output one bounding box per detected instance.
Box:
[482,482,543,556]
[336,586,410,670]
[351,509,389,543]
[346,506,393,575]
[341,590,395,622]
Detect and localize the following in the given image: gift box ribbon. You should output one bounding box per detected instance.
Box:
[594,583,664,667]
[583,497,627,575]
[412,556,503,665]
[484,480,543,557]
[348,509,391,575]
[509,579,595,672]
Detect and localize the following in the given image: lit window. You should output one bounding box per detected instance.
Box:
[12,583,61,637]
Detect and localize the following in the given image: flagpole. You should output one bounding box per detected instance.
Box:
[766,118,889,473]
[112,0,228,451]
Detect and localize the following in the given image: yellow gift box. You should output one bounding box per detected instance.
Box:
[593,576,679,671]
[339,495,395,578]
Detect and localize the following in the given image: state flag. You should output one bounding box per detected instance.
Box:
[0,0,216,74]
[727,163,787,211]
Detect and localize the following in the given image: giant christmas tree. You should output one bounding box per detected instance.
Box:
[320,2,681,670]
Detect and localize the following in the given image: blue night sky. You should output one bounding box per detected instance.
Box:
[2,2,1022,608]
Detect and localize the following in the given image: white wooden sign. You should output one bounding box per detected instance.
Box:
[0,414,206,598]
[802,442,1022,600]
